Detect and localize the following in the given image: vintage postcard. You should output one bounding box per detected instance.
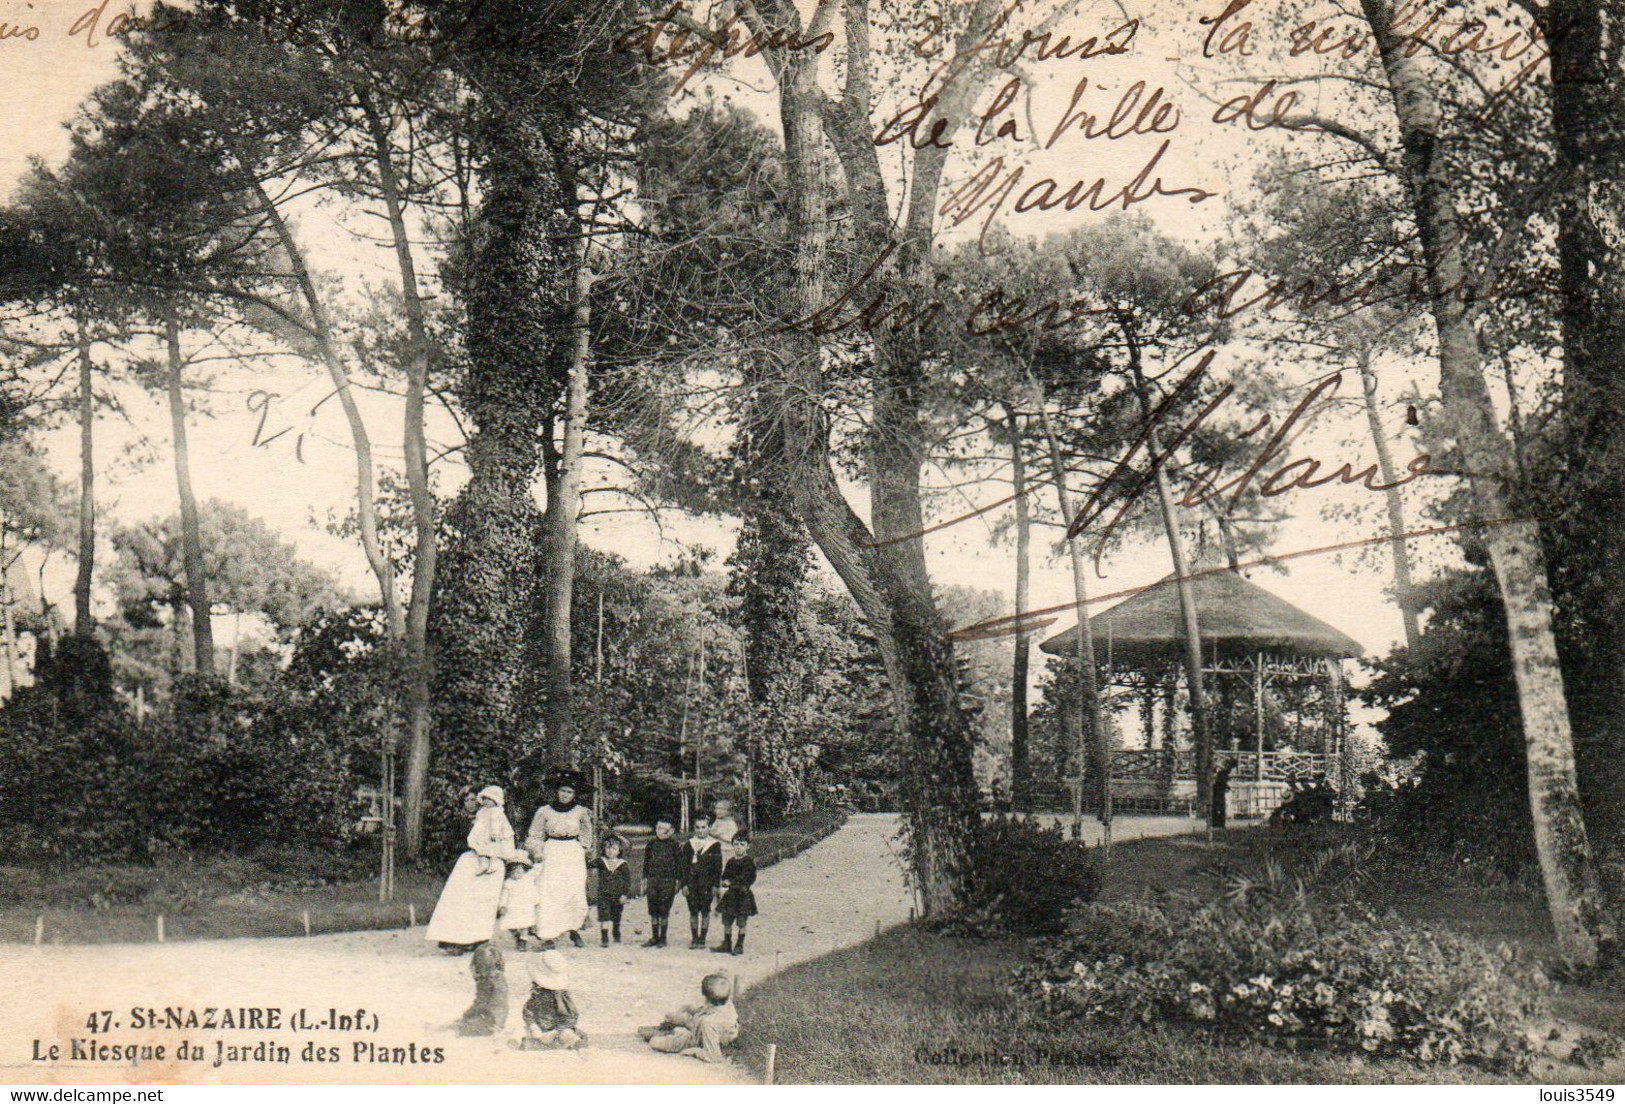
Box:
[0,0,1623,1089]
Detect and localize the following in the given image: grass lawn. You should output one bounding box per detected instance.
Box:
[736,825,1625,1084]
[0,808,847,945]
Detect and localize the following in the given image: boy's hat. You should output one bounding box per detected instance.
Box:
[477,785,505,806]
[527,948,570,991]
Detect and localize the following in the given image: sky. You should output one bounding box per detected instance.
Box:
[0,0,1488,708]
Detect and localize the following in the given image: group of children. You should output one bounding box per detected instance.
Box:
[506,807,758,1061]
[512,941,739,1064]
[607,812,758,954]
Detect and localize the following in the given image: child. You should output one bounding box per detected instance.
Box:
[638,973,738,1063]
[710,799,740,844]
[593,834,632,946]
[518,938,586,1050]
[641,817,681,948]
[497,861,539,948]
[455,943,508,1036]
[679,814,724,950]
[713,834,756,956]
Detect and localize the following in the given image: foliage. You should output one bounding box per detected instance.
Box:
[933,815,1101,938]
[0,439,75,555]
[109,502,344,633]
[0,599,393,863]
[727,502,815,825]
[1016,875,1548,1072]
[1270,778,1339,826]
[1360,568,1535,881]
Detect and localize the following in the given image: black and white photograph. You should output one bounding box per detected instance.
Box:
[0,0,1622,1088]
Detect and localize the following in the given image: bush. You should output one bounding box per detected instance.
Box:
[1015,890,1547,1071]
[1356,775,1533,889]
[937,815,1101,937]
[0,664,378,863]
[1270,778,1338,826]
[1360,569,1537,881]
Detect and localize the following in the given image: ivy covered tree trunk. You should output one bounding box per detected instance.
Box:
[731,335,815,822]
[430,109,572,849]
[1362,0,1614,968]
[731,490,812,824]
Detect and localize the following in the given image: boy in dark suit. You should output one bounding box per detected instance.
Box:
[678,813,723,949]
[641,816,681,947]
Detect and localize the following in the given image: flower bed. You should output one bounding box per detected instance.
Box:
[1015,894,1550,1072]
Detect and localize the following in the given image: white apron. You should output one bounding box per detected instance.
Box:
[526,804,592,940]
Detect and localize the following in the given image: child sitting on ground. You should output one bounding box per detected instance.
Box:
[518,937,586,1051]
[638,973,738,1063]
[593,833,632,946]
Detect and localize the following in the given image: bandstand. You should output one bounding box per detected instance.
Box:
[1038,568,1364,819]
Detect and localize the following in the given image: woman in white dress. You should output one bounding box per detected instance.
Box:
[425,785,522,950]
[524,771,595,943]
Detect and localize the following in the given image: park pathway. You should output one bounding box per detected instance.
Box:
[0,813,1202,1086]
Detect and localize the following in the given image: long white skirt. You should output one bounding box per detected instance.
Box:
[532,838,588,940]
[424,851,504,945]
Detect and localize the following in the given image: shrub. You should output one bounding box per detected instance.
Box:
[1270,778,1338,826]
[1015,890,1547,1071]
[0,666,377,863]
[937,815,1101,937]
[1356,775,1534,889]
[1360,569,1537,881]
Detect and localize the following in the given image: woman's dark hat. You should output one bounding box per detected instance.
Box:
[542,768,594,795]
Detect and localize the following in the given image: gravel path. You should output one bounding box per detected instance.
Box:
[0,813,1199,1085]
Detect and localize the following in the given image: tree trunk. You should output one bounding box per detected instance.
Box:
[431,101,570,850]
[364,96,441,859]
[1546,0,1625,927]
[74,321,95,637]
[734,426,813,823]
[1362,0,1613,968]
[0,534,13,700]
[1034,401,1109,838]
[1126,333,1211,818]
[255,177,401,637]
[0,568,16,700]
[164,310,215,677]
[227,610,242,685]
[1357,347,1421,651]
[540,219,593,770]
[1006,410,1033,812]
[771,37,979,913]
